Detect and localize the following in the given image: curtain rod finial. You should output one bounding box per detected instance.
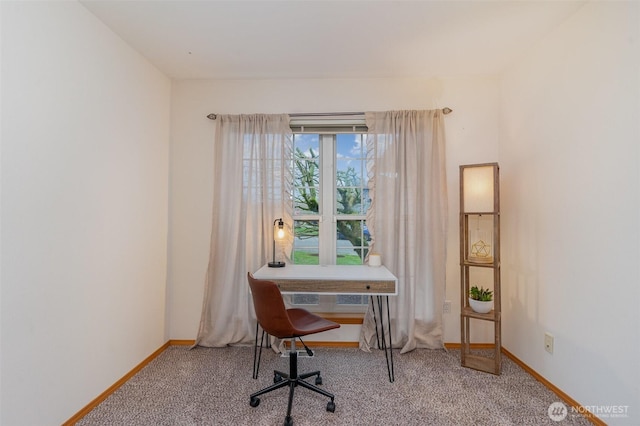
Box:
[207,113,217,120]
[442,107,452,115]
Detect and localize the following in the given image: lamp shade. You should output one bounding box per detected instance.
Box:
[462,165,495,213]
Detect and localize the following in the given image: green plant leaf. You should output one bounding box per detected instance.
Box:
[469,285,493,301]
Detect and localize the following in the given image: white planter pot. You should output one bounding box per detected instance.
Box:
[469,298,493,314]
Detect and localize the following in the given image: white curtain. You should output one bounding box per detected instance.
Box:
[359,110,448,354]
[195,114,292,348]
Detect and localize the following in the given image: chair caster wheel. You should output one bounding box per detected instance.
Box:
[327,400,336,413]
[315,376,322,385]
[250,397,260,408]
[274,373,283,383]
[284,415,293,426]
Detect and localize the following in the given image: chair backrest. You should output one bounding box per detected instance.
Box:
[247,272,295,339]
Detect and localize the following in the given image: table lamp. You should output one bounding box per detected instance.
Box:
[268,218,286,268]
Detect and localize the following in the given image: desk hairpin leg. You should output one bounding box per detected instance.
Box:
[371,297,381,349]
[370,295,395,383]
[253,322,269,379]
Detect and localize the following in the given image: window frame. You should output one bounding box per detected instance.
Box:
[290,131,369,313]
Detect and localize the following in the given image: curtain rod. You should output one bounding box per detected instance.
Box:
[206,108,452,120]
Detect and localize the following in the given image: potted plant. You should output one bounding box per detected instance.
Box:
[468,285,493,313]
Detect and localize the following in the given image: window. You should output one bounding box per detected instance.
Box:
[291,132,371,311]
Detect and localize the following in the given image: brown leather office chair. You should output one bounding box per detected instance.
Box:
[247,272,340,426]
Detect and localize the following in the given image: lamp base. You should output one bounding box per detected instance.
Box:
[268,261,286,268]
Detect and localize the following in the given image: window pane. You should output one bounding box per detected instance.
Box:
[336,188,363,215]
[336,220,369,265]
[293,220,319,265]
[335,134,368,216]
[294,187,319,215]
[336,248,363,265]
[294,134,320,155]
[294,159,319,183]
[336,160,362,187]
[293,156,319,189]
[336,134,364,158]
[293,134,320,215]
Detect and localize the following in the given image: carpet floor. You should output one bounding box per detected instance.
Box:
[77,346,591,425]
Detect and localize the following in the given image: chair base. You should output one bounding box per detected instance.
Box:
[249,351,335,426]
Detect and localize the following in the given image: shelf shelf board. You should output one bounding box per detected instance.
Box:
[461,261,496,268]
[461,211,499,215]
[461,307,500,321]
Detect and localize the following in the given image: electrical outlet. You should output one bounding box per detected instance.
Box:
[443,300,451,314]
[544,332,554,354]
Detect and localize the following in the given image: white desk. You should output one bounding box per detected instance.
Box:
[254,264,397,382]
[253,264,397,295]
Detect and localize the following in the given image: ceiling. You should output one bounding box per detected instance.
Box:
[81,0,585,80]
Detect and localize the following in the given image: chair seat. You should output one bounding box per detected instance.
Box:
[284,309,341,338]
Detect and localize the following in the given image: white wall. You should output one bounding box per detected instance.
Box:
[500,1,639,423]
[168,77,501,342]
[0,2,171,424]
